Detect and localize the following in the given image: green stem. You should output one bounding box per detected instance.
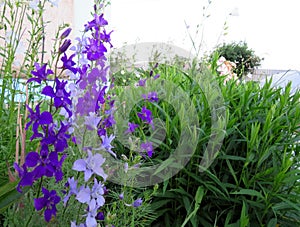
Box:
[25,177,44,227]
[76,203,83,224]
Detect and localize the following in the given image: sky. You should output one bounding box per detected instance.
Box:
[74,0,300,70]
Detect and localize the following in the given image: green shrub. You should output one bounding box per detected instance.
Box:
[128,63,300,226]
[211,41,262,77]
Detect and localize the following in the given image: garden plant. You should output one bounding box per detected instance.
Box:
[0,0,300,227]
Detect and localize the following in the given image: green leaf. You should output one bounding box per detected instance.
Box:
[231,189,264,200]
[0,181,27,213]
[240,201,249,227]
[180,187,204,227]
[267,218,277,227]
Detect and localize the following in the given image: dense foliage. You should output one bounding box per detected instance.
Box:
[211,41,262,77]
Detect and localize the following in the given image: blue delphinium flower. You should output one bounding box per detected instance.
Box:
[26,103,53,140]
[27,63,53,84]
[126,122,139,133]
[63,177,78,205]
[76,178,105,207]
[137,106,153,126]
[72,150,107,182]
[42,121,71,152]
[132,198,143,208]
[34,187,61,222]
[85,38,107,61]
[100,134,116,158]
[14,163,34,192]
[61,53,78,74]
[84,13,108,31]
[42,78,72,117]
[84,112,102,130]
[142,91,159,102]
[141,141,154,158]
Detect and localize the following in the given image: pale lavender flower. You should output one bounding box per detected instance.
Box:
[141,141,154,157]
[84,112,101,130]
[76,186,91,203]
[63,177,78,205]
[71,221,86,227]
[90,178,105,207]
[72,150,107,181]
[86,199,98,227]
[76,179,105,211]
[119,192,124,200]
[133,198,143,207]
[100,134,116,158]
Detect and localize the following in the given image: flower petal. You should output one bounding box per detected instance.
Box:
[42,86,55,97]
[25,152,40,167]
[72,159,86,171]
[39,111,53,124]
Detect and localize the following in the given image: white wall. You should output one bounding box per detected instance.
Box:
[72,0,300,70]
[106,0,300,70]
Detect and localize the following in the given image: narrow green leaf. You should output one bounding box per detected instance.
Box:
[231,189,264,200]
[240,201,249,227]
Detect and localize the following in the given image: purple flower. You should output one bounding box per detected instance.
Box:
[25,103,53,140]
[61,53,77,74]
[137,79,146,87]
[137,106,153,126]
[34,187,61,222]
[132,198,143,208]
[119,192,124,200]
[75,179,105,227]
[85,13,108,31]
[86,199,98,227]
[100,134,116,158]
[59,39,71,53]
[97,127,106,137]
[153,73,160,79]
[85,38,107,61]
[95,86,107,112]
[63,177,78,205]
[76,91,97,116]
[71,222,86,227]
[14,163,34,192]
[84,112,101,130]
[102,114,115,128]
[95,211,104,221]
[42,78,72,117]
[100,29,113,47]
[72,150,107,181]
[142,91,159,102]
[27,63,53,84]
[126,122,139,133]
[87,67,107,84]
[42,122,71,152]
[24,148,66,182]
[141,141,154,157]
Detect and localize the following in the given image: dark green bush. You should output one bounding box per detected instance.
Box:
[211,41,262,77]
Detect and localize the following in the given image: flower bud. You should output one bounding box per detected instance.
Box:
[60,28,72,39]
[59,39,71,53]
